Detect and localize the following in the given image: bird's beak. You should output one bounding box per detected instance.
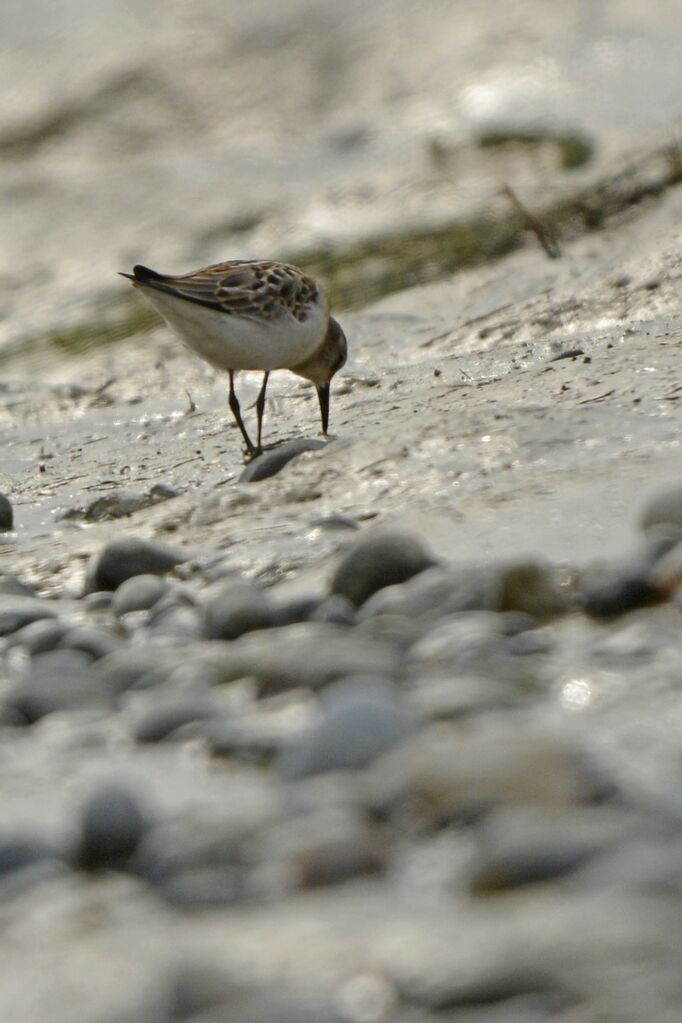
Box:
[316,383,330,434]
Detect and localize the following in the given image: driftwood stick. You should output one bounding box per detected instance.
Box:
[503,184,561,259]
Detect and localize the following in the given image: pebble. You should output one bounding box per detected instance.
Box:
[0,595,58,636]
[469,806,629,893]
[112,574,169,615]
[133,699,214,743]
[499,560,571,619]
[0,836,63,878]
[311,512,360,531]
[0,491,13,530]
[361,564,502,619]
[74,785,148,871]
[278,678,414,778]
[271,592,322,627]
[310,594,357,625]
[186,624,403,695]
[6,617,70,655]
[367,721,594,820]
[0,574,35,597]
[239,438,326,482]
[82,590,114,611]
[202,580,275,640]
[640,483,682,531]
[331,530,436,607]
[58,625,122,659]
[409,611,538,685]
[95,648,176,695]
[581,565,661,618]
[86,536,188,591]
[6,650,112,723]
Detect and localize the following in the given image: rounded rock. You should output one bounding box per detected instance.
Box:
[581,567,661,618]
[75,785,148,871]
[134,700,213,743]
[640,484,682,532]
[203,581,275,641]
[86,537,188,592]
[0,574,35,597]
[0,492,13,531]
[7,617,70,655]
[278,677,414,779]
[239,438,326,483]
[58,625,122,660]
[311,594,357,626]
[7,650,110,724]
[0,596,58,637]
[499,560,571,619]
[112,574,169,615]
[331,530,436,607]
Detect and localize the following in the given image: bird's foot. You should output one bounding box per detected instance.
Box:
[243,443,262,463]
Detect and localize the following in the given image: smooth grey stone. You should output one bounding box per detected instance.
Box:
[570,836,682,894]
[396,963,571,1013]
[6,617,70,655]
[270,593,321,627]
[205,719,284,762]
[310,594,356,625]
[83,591,114,611]
[95,648,174,695]
[331,530,436,607]
[469,806,628,893]
[0,836,62,877]
[499,560,571,619]
[0,595,58,636]
[86,537,188,591]
[239,438,326,483]
[75,786,148,871]
[279,678,413,778]
[581,566,661,618]
[366,722,594,821]
[159,866,249,908]
[183,626,402,695]
[202,581,275,640]
[409,611,537,684]
[112,574,169,615]
[58,625,122,660]
[134,700,213,743]
[361,564,502,619]
[296,833,386,888]
[640,483,682,531]
[0,574,34,597]
[311,513,360,531]
[6,650,110,724]
[408,675,521,720]
[0,492,13,531]
[146,587,196,619]
[148,605,202,640]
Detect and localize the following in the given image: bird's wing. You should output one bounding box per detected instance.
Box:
[124,261,323,323]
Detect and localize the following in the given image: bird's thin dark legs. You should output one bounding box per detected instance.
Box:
[255,371,269,453]
[228,371,256,456]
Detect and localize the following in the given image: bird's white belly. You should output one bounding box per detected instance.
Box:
[144,290,327,371]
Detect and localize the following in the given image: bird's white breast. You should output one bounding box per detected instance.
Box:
[141,288,329,371]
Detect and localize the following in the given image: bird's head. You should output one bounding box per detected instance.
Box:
[291,316,347,434]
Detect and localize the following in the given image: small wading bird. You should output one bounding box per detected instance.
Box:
[121,260,347,458]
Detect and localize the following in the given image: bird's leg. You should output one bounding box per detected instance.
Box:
[228,371,256,456]
[255,371,269,453]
